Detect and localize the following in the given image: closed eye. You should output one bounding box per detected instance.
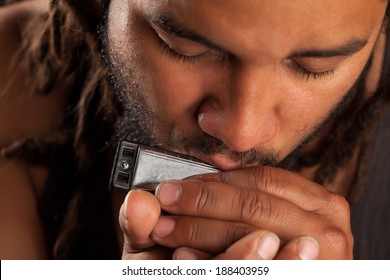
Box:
[286,58,337,80]
[152,22,210,63]
[160,39,206,63]
[291,60,335,80]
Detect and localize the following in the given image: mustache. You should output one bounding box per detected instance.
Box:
[168,132,279,166]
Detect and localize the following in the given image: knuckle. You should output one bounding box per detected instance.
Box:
[194,183,216,212]
[221,171,233,185]
[253,166,279,192]
[188,220,204,242]
[237,190,273,225]
[254,166,271,189]
[224,225,253,249]
[315,193,354,258]
[320,226,352,257]
[322,227,348,245]
[326,193,351,218]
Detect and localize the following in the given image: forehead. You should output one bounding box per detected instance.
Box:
[133,0,386,59]
[143,0,385,28]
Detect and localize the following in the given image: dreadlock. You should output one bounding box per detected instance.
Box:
[1,0,120,259]
[1,0,389,258]
[3,0,117,164]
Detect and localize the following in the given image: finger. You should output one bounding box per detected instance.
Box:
[150,215,256,254]
[154,180,313,240]
[155,171,352,259]
[173,247,213,260]
[275,236,320,260]
[192,166,332,212]
[215,230,281,260]
[120,189,161,254]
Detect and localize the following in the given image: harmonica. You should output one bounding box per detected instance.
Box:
[109,141,219,192]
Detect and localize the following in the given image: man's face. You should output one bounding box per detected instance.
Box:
[106,0,386,170]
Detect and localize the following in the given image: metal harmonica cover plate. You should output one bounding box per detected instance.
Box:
[110,141,219,192]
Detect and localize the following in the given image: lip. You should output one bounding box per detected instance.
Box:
[186,151,245,171]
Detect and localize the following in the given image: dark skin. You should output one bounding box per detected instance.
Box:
[107,0,388,260]
[0,0,387,259]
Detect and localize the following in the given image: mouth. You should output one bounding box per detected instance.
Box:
[184,150,258,171]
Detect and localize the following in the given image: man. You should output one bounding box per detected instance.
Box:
[0,0,389,259]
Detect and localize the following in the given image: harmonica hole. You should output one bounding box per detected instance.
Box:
[117,172,130,184]
[122,147,135,158]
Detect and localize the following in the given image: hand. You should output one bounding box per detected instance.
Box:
[150,166,353,259]
[118,168,323,260]
[118,189,319,260]
[119,189,173,260]
[172,230,320,260]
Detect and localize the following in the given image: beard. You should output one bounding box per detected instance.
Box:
[102,27,369,171]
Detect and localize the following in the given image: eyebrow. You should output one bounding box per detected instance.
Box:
[291,39,369,58]
[149,13,368,59]
[149,13,226,52]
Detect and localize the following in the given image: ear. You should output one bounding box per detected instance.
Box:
[61,0,105,33]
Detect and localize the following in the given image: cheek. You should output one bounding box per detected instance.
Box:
[276,50,370,156]
[140,61,209,141]
[110,9,208,130]
[277,70,361,150]
[133,46,216,130]
[141,57,203,117]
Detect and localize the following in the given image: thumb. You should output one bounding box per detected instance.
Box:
[275,236,320,260]
[215,230,281,260]
[119,189,161,258]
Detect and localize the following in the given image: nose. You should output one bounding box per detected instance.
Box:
[198,65,279,153]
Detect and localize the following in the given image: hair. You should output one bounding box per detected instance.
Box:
[1,0,389,258]
[2,0,120,259]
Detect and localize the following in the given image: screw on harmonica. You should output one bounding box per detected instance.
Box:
[121,161,130,170]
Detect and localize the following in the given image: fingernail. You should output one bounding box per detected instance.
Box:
[156,182,181,206]
[174,248,198,260]
[257,234,280,259]
[122,191,131,220]
[120,192,132,231]
[152,217,175,239]
[297,236,319,260]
